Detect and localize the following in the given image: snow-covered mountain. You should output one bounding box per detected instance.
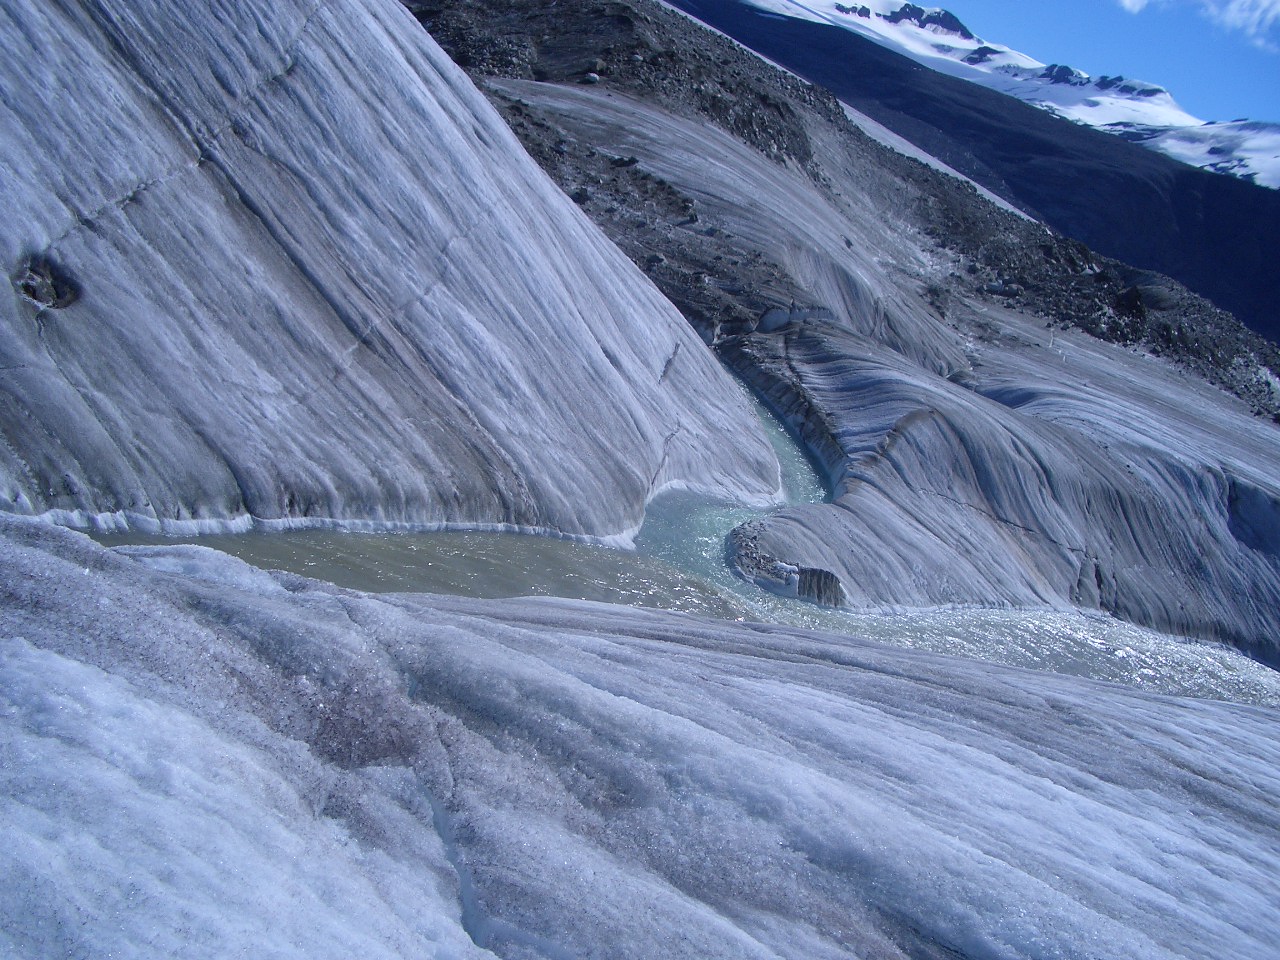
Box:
[1124,120,1280,184]
[744,0,1280,187]
[669,0,1280,340]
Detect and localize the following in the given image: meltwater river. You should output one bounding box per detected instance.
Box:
[97,387,1280,707]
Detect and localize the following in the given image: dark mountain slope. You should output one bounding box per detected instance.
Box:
[667,0,1280,343]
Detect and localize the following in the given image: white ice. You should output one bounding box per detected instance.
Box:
[0,0,780,539]
[3,518,1279,959]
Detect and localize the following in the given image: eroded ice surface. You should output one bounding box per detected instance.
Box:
[0,0,779,538]
[95,382,1280,705]
[3,518,1279,959]
[4,6,1280,956]
[494,78,1280,663]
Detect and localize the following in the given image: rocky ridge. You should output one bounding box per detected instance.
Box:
[404,0,1280,421]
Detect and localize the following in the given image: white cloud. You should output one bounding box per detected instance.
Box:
[1200,0,1280,45]
[1116,0,1280,47]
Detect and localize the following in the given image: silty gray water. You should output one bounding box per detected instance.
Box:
[96,387,1280,706]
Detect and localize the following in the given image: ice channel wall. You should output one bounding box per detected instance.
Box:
[0,0,779,538]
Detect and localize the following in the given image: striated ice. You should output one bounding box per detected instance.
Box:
[2,518,1278,958]
[490,78,1280,661]
[0,0,779,539]
[2,4,1279,956]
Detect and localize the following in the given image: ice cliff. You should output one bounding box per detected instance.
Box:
[0,0,779,538]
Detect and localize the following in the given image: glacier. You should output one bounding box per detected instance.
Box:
[2,0,1280,956]
[486,76,1280,662]
[0,0,780,538]
[4,517,1280,959]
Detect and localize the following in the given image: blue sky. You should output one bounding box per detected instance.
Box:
[939,0,1279,122]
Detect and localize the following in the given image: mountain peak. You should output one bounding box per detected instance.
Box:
[743,0,1277,187]
[1040,64,1090,86]
[879,2,974,40]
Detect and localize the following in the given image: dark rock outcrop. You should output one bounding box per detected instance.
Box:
[12,255,79,310]
[727,518,847,607]
[665,0,1280,344]
[881,3,974,40]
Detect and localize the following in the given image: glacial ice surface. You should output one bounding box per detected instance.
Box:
[3,5,1280,956]
[496,78,1280,661]
[0,0,779,538]
[3,517,1279,959]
